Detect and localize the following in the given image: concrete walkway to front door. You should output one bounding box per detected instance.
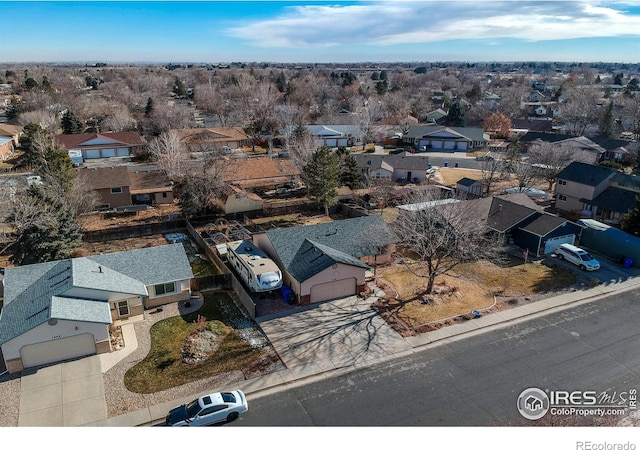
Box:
[19,356,107,426]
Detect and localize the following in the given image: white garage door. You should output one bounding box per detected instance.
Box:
[116,147,130,157]
[85,149,101,159]
[101,148,116,157]
[444,141,456,149]
[20,333,96,369]
[544,234,576,254]
[310,278,356,303]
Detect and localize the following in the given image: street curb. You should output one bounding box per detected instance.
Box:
[113,277,640,426]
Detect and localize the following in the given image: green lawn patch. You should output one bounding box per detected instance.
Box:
[124,292,267,393]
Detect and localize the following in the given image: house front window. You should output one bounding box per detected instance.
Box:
[117,300,129,317]
[111,187,123,194]
[558,194,567,202]
[154,282,176,296]
[557,179,567,186]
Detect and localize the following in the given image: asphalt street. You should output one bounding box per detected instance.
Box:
[235,288,640,426]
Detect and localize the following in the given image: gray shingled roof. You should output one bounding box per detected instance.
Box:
[581,186,638,214]
[0,260,74,345]
[265,216,398,282]
[403,126,488,142]
[518,214,571,236]
[557,161,615,186]
[457,177,480,187]
[352,153,431,171]
[486,198,539,233]
[0,243,193,345]
[50,296,112,324]
[288,239,369,281]
[86,243,193,286]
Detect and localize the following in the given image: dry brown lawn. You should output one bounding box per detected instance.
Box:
[376,257,576,329]
[77,204,182,232]
[434,167,549,194]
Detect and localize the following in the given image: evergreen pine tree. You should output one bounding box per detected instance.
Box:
[622,196,640,237]
[145,97,154,117]
[339,154,362,190]
[446,101,466,127]
[598,101,616,139]
[179,177,204,219]
[61,110,83,134]
[9,185,83,266]
[303,146,340,216]
[172,77,187,97]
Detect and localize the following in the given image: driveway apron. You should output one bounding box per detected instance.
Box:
[19,355,107,426]
[257,295,412,369]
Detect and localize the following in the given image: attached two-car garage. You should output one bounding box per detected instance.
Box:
[20,333,96,370]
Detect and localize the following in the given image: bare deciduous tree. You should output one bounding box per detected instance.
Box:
[17,109,59,134]
[479,158,506,196]
[101,107,137,132]
[148,130,189,179]
[391,189,502,294]
[527,142,591,191]
[560,84,601,136]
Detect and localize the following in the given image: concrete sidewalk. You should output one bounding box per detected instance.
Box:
[104,273,640,427]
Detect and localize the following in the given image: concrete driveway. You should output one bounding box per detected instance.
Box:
[257,295,413,371]
[549,253,640,285]
[19,355,107,427]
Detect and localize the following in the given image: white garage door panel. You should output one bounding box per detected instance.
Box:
[101,148,116,157]
[310,278,356,303]
[20,333,96,369]
[116,147,130,157]
[544,234,575,254]
[85,149,101,159]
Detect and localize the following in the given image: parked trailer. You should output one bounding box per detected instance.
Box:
[226,240,283,293]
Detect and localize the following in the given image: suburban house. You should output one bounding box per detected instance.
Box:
[554,161,640,224]
[253,216,398,304]
[175,127,251,152]
[0,243,193,373]
[352,152,432,184]
[405,192,583,257]
[221,156,302,193]
[519,132,639,165]
[128,167,175,206]
[423,108,448,125]
[54,131,148,160]
[0,124,23,160]
[76,165,174,209]
[402,125,489,151]
[483,194,584,256]
[305,125,361,148]
[0,135,12,160]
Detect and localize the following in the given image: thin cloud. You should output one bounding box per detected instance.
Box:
[226,1,640,48]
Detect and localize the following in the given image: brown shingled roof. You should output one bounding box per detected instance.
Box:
[54,131,147,149]
[128,170,173,194]
[222,157,301,188]
[75,166,130,189]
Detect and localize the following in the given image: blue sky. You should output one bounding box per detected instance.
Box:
[2,1,640,63]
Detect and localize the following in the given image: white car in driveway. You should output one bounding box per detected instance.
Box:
[163,390,248,426]
[554,243,600,272]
